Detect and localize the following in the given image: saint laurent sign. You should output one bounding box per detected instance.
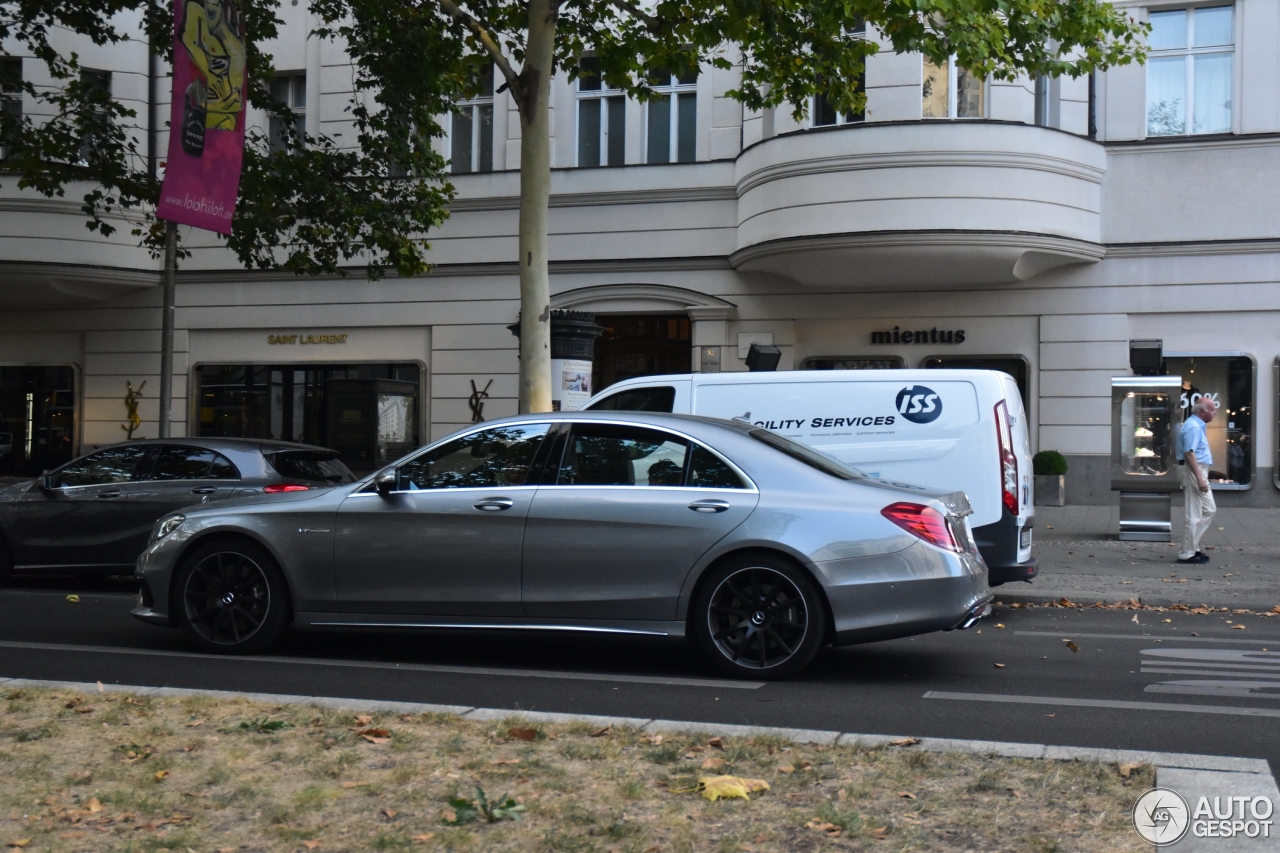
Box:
[268,333,349,345]
[871,327,965,345]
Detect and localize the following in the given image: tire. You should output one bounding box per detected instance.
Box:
[174,538,290,655]
[693,553,827,680]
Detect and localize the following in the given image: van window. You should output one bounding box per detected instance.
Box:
[749,429,864,481]
[586,385,676,412]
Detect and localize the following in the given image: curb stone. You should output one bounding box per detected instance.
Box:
[993,590,1280,612]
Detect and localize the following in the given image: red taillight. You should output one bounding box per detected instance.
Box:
[994,400,1018,516]
[264,483,310,494]
[881,502,961,552]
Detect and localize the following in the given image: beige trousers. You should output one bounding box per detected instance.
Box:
[1179,463,1216,559]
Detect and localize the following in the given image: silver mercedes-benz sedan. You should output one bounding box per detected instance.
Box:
[132,412,992,678]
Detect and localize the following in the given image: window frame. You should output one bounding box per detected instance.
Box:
[644,70,698,164]
[575,58,627,168]
[1144,4,1235,138]
[268,71,306,152]
[921,55,986,120]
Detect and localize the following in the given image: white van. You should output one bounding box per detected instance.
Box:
[583,369,1036,585]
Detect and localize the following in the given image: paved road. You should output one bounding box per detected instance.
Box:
[1,580,1278,769]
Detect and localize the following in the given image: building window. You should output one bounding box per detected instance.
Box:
[451,65,493,174]
[1163,354,1252,487]
[645,69,697,164]
[922,57,984,118]
[1034,75,1060,128]
[813,76,865,127]
[577,58,625,167]
[269,72,306,152]
[1146,5,1233,137]
[79,69,111,162]
[1,57,21,160]
[805,357,905,370]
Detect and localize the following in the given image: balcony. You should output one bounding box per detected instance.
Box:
[731,120,1106,288]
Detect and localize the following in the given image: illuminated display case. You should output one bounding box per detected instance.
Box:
[1111,376,1182,541]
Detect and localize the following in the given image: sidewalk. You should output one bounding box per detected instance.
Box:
[1001,505,1280,610]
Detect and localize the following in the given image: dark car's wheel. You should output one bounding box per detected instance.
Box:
[693,554,827,679]
[174,539,290,654]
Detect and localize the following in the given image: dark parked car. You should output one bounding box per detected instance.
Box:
[132,413,991,678]
[0,438,354,580]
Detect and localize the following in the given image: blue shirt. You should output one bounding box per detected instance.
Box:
[1180,415,1212,467]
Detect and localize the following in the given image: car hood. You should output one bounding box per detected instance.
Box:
[0,480,34,501]
[181,485,348,517]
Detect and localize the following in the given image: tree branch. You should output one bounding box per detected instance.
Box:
[436,0,523,106]
[607,0,661,33]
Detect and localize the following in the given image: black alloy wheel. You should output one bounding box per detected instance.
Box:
[694,555,826,679]
[176,540,289,654]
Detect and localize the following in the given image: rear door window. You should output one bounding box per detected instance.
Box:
[151,446,240,480]
[268,451,356,484]
[585,386,676,412]
[557,424,689,486]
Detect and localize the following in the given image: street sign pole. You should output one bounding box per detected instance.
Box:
[158,218,177,438]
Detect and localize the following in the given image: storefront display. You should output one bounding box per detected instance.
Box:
[1162,354,1253,488]
[0,366,76,477]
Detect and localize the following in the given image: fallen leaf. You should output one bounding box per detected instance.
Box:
[777,765,795,774]
[381,808,397,818]
[361,734,391,745]
[649,735,663,746]
[1232,625,1246,630]
[708,737,724,749]
[66,595,80,603]
[440,809,457,823]
[1057,597,1075,607]
[1065,640,1079,653]
[701,756,728,770]
[491,758,520,765]
[1045,525,1053,529]
[889,738,921,747]
[697,775,769,801]
[898,791,916,799]
[354,714,373,725]
[219,848,238,852]
[804,820,842,837]
[74,705,95,714]
[186,719,204,728]
[994,663,1006,669]
[1046,714,1056,718]
[87,797,102,813]
[96,681,105,693]
[6,840,31,849]
[870,826,891,839]
[1119,762,1144,778]
[507,727,537,742]
[154,770,169,781]
[590,725,612,738]
[1008,788,1026,798]
[995,623,1005,629]
[1131,614,1140,624]
[302,842,322,850]
[340,781,369,789]
[411,834,435,843]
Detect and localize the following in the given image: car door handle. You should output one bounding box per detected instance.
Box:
[96,490,122,499]
[191,486,218,495]
[688,499,731,513]
[474,498,514,511]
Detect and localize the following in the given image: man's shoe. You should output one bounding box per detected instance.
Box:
[1177,554,1210,564]
[1196,551,1209,562]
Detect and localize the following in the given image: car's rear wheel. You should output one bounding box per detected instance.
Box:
[693,554,826,679]
[175,539,289,654]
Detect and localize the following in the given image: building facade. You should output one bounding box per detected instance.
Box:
[2,1,1278,502]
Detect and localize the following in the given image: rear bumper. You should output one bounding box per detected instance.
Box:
[974,508,1036,585]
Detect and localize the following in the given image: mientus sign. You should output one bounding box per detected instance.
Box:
[871,326,965,345]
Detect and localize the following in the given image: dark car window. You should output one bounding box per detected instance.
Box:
[151,446,240,481]
[585,386,676,413]
[267,451,356,484]
[557,424,689,486]
[687,445,747,489]
[749,429,864,481]
[53,445,149,487]
[399,424,549,490]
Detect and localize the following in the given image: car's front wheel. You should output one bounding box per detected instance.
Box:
[174,539,290,654]
[693,554,826,679]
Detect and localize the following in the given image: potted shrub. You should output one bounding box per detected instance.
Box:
[1033,450,1068,506]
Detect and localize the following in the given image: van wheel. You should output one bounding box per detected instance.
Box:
[175,540,290,655]
[693,554,826,679]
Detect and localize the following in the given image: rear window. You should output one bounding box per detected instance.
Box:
[585,386,676,412]
[749,429,865,481]
[267,451,355,484]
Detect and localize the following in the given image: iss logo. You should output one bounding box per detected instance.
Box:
[895,385,943,424]
[1133,788,1191,845]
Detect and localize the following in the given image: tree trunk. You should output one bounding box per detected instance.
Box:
[516,0,556,413]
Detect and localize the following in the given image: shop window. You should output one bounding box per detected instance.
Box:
[577,57,625,167]
[269,72,306,152]
[646,68,697,164]
[0,366,76,477]
[922,56,984,119]
[451,65,494,174]
[805,357,905,370]
[1146,5,1233,137]
[1162,354,1252,487]
[195,363,421,473]
[592,315,691,393]
[923,355,1030,413]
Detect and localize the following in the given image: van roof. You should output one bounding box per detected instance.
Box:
[605,368,1016,385]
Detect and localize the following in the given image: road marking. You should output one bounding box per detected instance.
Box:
[1016,630,1280,645]
[1145,681,1280,699]
[923,690,1280,718]
[1143,667,1280,679]
[1141,648,1280,665]
[0,639,763,690]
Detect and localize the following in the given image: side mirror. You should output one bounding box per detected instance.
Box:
[374,469,397,497]
[38,471,54,492]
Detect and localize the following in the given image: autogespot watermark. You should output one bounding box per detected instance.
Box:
[1133,787,1275,845]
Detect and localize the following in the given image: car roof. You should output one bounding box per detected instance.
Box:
[448,410,755,439]
[97,437,337,454]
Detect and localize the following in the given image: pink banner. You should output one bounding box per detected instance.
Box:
[157,0,247,235]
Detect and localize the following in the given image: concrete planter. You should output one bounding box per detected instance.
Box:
[1034,474,1066,507]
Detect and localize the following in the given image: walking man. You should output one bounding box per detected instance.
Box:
[1177,396,1218,564]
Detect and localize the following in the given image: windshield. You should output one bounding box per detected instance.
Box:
[748,429,866,481]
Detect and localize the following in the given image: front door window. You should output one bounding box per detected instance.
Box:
[53,445,149,487]
[399,424,549,490]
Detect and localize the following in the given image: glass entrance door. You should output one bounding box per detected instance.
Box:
[0,366,76,478]
[592,315,691,393]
